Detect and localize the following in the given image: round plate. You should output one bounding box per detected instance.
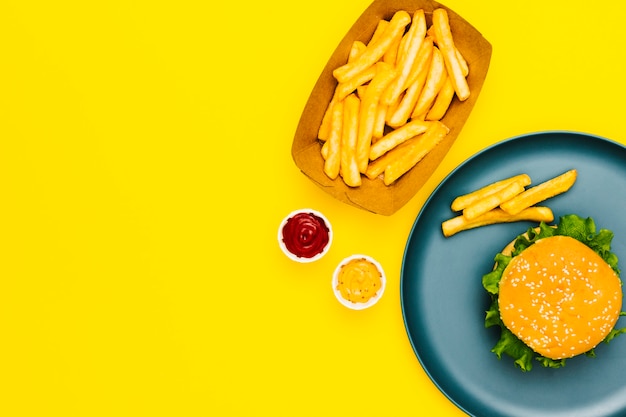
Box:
[401,131,626,417]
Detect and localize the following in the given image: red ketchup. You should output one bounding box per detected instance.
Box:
[281,212,330,259]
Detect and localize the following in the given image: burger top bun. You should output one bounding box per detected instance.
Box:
[498,235,623,360]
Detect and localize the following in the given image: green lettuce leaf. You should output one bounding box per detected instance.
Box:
[482,214,625,371]
[491,326,535,371]
[482,253,511,295]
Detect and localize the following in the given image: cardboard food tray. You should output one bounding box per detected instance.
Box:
[291,0,492,215]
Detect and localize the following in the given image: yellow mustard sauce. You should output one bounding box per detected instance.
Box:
[336,258,382,303]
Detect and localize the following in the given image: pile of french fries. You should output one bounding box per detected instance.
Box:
[318,8,471,187]
[441,169,578,237]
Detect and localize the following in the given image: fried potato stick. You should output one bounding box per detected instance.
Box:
[323,98,344,179]
[386,65,429,128]
[320,49,373,143]
[357,85,368,99]
[372,103,388,139]
[412,46,447,119]
[455,47,469,77]
[386,39,433,128]
[383,25,403,65]
[381,9,427,106]
[333,10,411,83]
[335,64,377,101]
[425,74,455,121]
[395,31,410,67]
[321,98,344,159]
[339,94,362,187]
[384,88,404,122]
[356,62,397,172]
[365,134,418,180]
[383,121,449,185]
[500,169,577,215]
[441,207,554,238]
[463,180,526,220]
[369,119,430,161]
[432,9,470,101]
[348,40,367,62]
[365,150,400,181]
[318,97,335,142]
[451,174,531,212]
[368,19,389,47]
[404,36,434,88]
[427,24,469,77]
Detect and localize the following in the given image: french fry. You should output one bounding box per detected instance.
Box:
[320,57,376,140]
[339,94,361,187]
[356,62,397,172]
[348,40,367,62]
[318,98,335,141]
[500,169,578,215]
[372,103,388,140]
[463,180,526,220]
[320,47,376,140]
[404,36,434,89]
[387,63,429,128]
[381,9,427,106]
[425,74,455,121]
[455,47,469,77]
[426,25,436,42]
[368,19,389,47]
[357,85,368,100]
[386,39,433,128]
[413,111,427,121]
[427,25,469,77]
[442,207,555,238]
[383,121,449,185]
[335,64,377,101]
[365,136,417,180]
[411,46,447,119]
[323,98,345,179]
[369,119,430,161]
[383,25,403,65]
[451,174,531,212]
[432,9,470,101]
[333,10,411,83]
[321,98,345,159]
[385,89,403,123]
[396,30,410,68]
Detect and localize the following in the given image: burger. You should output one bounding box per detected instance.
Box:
[482,214,626,371]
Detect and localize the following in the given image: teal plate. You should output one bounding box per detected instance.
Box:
[401,131,626,417]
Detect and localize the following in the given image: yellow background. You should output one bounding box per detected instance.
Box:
[1,1,626,416]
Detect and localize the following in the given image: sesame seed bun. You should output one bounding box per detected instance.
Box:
[498,235,623,360]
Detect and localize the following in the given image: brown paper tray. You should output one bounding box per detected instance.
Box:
[292,0,492,215]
